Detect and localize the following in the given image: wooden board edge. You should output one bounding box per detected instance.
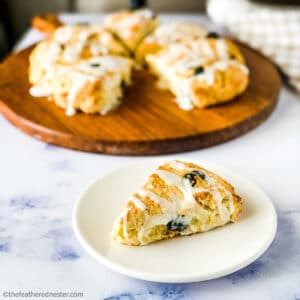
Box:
[0,86,280,155]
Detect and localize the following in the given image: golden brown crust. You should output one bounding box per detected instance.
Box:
[188,63,249,108]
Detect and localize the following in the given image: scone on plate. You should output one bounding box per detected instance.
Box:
[136,22,208,63]
[104,9,159,54]
[146,37,249,110]
[112,160,242,246]
[31,56,133,115]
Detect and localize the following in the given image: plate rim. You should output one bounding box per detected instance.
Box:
[73,158,278,283]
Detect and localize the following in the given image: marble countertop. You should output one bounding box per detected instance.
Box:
[1,14,300,300]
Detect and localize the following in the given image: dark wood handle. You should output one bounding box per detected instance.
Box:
[129,0,147,9]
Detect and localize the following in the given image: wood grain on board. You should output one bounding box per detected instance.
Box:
[0,43,281,155]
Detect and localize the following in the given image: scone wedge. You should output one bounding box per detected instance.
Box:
[30,55,133,115]
[29,24,129,93]
[146,37,249,110]
[136,22,208,63]
[113,160,242,246]
[104,9,159,54]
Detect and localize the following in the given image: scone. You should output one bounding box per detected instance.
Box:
[49,56,132,115]
[29,24,130,92]
[146,37,249,110]
[136,22,208,63]
[112,160,242,246]
[104,9,159,54]
[29,24,133,115]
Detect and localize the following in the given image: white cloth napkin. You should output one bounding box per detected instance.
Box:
[207,0,300,93]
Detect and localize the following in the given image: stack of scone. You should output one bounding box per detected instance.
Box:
[29,9,249,116]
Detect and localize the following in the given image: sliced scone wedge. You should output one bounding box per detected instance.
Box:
[104,9,159,54]
[113,160,242,246]
[136,22,208,63]
[50,56,133,115]
[146,38,249,110]
[30,55,133,116]
[29,24,131,99]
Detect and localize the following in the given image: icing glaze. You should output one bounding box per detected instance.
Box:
[148,22,207,45]
[29,86,51,97]
[216,39,229,60]
[129,196,147,211]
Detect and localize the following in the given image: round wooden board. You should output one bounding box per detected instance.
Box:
[0,43,281,155]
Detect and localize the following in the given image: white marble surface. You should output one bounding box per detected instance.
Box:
[1,14,300,300]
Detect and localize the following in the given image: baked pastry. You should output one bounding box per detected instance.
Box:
[29,24,133,114]
[30,55,132,115]
[112,160,242,246]
[29,11,250,115]
[104,9,159,54]
[146,37,249,110]
[29,24,130,96]
[136,22,208,63]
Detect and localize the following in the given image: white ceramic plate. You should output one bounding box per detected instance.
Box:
[73,159,277,283]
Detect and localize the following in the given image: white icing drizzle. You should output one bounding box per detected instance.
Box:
[167,160,187,171]
[66,74,88,116]
[149,22,208,45]
[54,26,74,43]
[138,189,176,213]
[216,39,229,60]
[29,86,51,97]
[202,40,214,58]
[176,94,194,111]
[210,188,230,222]
[155,169,182,187]
[129,196,147,211]
[175,78,195,111]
